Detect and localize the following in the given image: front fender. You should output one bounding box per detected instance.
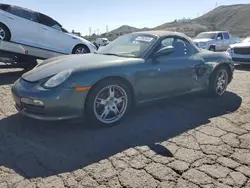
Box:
[67,67,135,90]
[206,60,234,84]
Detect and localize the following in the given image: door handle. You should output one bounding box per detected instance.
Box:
[42,27,48,30]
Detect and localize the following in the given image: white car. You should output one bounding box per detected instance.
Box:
[95,38,110,46]
[0,4,96,54]
[193,31,240,52]
[226,37,250,65]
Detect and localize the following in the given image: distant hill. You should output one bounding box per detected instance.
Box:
[109,25,140,35]
[152,21,207,37]
[194,4,250,37]
[86,4,250,41]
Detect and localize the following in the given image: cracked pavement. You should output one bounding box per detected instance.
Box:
[0,67,250,188]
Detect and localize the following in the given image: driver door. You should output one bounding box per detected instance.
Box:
[37,13,73,54]
[138,37,205,100]
[215,32,224,51]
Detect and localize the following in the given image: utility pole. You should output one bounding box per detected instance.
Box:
[89,27,92,36]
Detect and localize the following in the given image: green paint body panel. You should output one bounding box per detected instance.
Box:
[12,32,234,120]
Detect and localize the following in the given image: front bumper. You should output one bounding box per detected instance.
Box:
[232,57,250,65]
[12,78,88,121]
[227,50,250,65]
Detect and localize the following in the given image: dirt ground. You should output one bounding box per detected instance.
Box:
[0,67,250,188]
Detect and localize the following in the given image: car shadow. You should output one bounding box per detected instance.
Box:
[235,64,250,71]
[0,70,24,85]
[0,91,242,179]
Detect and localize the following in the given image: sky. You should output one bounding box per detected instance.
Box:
[2,0,250,35]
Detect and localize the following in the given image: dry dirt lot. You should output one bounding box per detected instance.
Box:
[0,67,250,188]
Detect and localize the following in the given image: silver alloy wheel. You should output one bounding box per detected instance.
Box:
[75,47,87,54]
[0,27,6,40]
[216,69,228,95]
[93,85,128,124]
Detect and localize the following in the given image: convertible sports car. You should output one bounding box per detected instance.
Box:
[12,31,234,126]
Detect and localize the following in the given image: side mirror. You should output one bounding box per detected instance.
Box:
[216,36,222,40]
[155,46,174,57]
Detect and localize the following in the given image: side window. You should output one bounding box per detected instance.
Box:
[51,24,62,31]
[0,4,10,11]
[157,37,194,58]
[223,32,230,39]
[217,33,223,40]
[8,6,37,22]
[38,13,62,31]
[161,38,174,47]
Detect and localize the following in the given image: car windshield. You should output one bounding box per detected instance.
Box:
[98,33,157,58]
[243,37,250,43]
[195,32,217,39]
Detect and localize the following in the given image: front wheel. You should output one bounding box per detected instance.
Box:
[85,79,132,126]
[0,24,10,41]
[208,66,229,97]
[72,45,90,54]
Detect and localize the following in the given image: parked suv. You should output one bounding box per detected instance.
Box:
[193,31,240,52]
[226,37,250,65]
[0,4,96,54]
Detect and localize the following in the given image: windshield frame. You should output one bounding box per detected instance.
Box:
[98,33,158,58]
[195,32,217,40]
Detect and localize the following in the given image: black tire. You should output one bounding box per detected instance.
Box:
[18,56,37,71]
[209,46,215,52]
[23,63,37,72]
[208,66,229,97]
[0,23,10,41]
[72,44,90,54]
[85,79,132,126]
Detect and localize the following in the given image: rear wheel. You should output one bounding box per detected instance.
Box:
[0,24,10,41]
[72,45,90,54]
[208,66,229,97]
[85,79,132,126]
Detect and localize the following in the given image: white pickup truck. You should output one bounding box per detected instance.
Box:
[193,31,240,52]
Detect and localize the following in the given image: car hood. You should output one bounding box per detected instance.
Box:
[230,42,250,48]
[193,39,213,43]
[22,54,143,82]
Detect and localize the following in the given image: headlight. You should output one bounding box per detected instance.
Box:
[44,69,73,88]
[226,48,233,54]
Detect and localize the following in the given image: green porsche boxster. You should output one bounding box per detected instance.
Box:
[12,31,234,126]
